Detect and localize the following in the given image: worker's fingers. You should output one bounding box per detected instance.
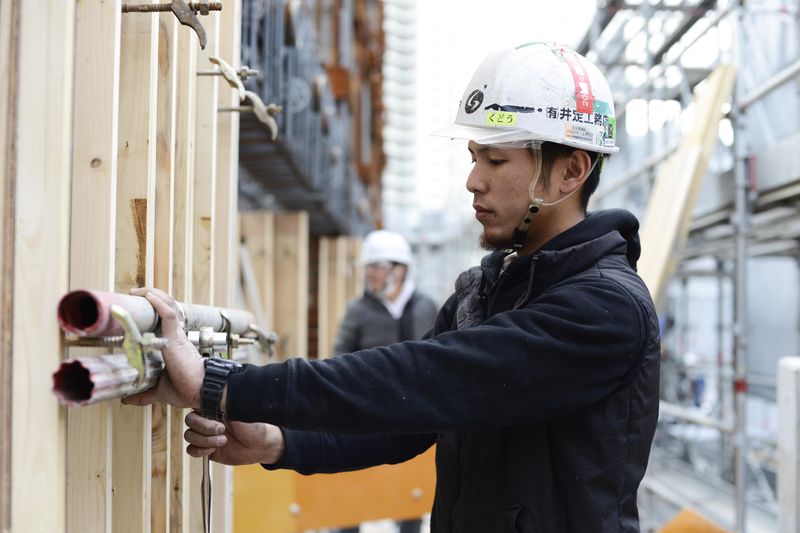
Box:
[122,388,157,406]
[185,411,225,436]
[184,428,227,449]
[186,445,216,458]
[130,287,186,337]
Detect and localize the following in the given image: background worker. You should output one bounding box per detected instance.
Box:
[332,230,437,532]
[125,42,661,532]
[334,229,438,356]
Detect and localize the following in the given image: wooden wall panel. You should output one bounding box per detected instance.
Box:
[3,2,241,531]
[8,1,74,531]
[66,2,122,532]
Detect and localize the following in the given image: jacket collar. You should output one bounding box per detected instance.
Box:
[481,209,641,296]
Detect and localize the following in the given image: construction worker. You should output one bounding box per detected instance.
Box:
[125,42,661,532]
[334,229,438,356]
[333,230,437,532]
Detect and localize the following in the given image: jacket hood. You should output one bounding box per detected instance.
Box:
[541,208,641,269]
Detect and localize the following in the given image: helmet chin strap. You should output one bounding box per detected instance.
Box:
[510,149,602,251]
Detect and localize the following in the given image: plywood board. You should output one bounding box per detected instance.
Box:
[66,2,122,531]
[638,65,736,305]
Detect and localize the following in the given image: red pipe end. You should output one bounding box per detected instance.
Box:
[57,290,103,335]
[52,360,94,406]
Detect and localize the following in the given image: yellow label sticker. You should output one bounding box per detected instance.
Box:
[485,111,517,127]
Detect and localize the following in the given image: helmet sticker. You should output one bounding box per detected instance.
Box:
[485,111,517,127]
[564,123,594,144]
[464,89,485,114]
[562,50,595,114]
[604,117,617,146]
[485,103,542,113]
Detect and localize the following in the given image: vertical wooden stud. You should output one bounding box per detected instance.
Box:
[212,1,243,530]
[0,1,17,529]
[8,0,74,531]
[151,11,179,533]
[170,22,198,533]
[191,9,221,532]
[112,7,160,531]
[66,2,122,531]
[274,212,310,360]
[317,238,332,358]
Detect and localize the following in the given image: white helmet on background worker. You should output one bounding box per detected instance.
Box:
[433,42,618,250]
[433,41,618,154]
[360,230,413,267]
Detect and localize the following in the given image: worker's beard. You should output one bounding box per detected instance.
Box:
[479,230,515,252]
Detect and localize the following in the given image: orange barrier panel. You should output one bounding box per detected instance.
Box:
[234,447,435,531]
[658,509,729,533]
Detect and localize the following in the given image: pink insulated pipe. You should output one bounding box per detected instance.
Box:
[57,289,257,337]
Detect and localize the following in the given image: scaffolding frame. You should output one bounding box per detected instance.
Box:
[585,0,800,530]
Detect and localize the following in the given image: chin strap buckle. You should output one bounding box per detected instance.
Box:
[510,200,544,250]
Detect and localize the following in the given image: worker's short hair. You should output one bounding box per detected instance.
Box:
[538,142,603,212]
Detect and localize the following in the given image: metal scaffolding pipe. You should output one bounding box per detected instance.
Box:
[732,4,751,530]
[659,401,734,433]
[53,333,252,407]
[592,141,680,203]
[616,4,733,118]
[52,352,164,407]
[738,57,800,111]
[57,289,257,337]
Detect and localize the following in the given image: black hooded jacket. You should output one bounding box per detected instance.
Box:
[226,209,661,532]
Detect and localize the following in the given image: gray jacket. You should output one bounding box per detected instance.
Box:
[333,290,439,355]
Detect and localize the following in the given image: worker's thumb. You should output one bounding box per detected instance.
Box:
[122,387,157,406]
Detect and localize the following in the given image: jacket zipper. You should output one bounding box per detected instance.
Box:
[512,255,539,310]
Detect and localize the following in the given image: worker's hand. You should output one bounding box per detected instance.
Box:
[184,411,285,466]
[121,287,205,411]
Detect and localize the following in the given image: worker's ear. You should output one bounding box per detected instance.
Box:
[559,150,592,194]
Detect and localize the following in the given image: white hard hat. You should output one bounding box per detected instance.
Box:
[360,230,413,266]
[433,42,619,154]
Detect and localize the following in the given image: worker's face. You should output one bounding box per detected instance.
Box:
[365,262,406,296]
[466,141,547,250]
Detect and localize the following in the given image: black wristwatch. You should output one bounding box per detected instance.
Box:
[200,357,243,420]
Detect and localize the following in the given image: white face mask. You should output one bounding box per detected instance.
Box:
[365,261,398,298]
